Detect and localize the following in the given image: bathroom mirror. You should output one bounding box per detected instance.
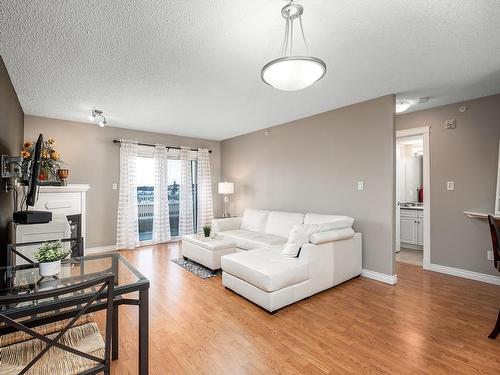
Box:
[398,140,423,203]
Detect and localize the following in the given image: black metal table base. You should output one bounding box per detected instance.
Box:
[111,295,149,374]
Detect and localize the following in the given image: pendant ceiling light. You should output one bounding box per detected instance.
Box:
[261,1,326,91]
[395,100,413,113]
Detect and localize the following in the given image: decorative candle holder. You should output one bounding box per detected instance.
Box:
[57,168,69,185]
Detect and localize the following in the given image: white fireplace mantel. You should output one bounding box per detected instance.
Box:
[31,184,90,249]
[38,184,90,193]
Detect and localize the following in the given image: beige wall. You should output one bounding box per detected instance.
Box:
[0,56,24,264]
[24,115,221,248]
[221,95,396,276]
[397,94,500,276]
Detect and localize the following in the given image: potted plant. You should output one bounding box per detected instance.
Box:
[34,241,70,277]
[203,225,211,238]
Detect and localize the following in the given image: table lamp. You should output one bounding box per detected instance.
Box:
[218,181,234,218]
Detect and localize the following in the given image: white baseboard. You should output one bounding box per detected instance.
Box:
[423,258,431,270]
[429,263,500,285]
[361,269,398,285]
[85,244,118,255]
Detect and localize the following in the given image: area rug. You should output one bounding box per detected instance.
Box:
[171,257,222,279]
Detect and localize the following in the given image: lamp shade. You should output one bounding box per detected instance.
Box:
[218,181,234,195]
[261,56,326,91]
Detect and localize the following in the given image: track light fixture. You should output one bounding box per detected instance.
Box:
[89,109,108,127]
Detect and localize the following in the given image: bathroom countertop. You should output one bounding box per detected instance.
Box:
[400,206,423,210]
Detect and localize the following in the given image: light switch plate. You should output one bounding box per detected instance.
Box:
[447,181,454,191]
[357,181,364,191]
[112,183,118,190]
[487,250,494,261]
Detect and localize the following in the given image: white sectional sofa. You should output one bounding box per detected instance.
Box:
[213,209,362,312]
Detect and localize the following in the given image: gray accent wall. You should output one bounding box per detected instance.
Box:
[0,56,24,265]
[221,95,396,276]
[24,115,221,248]
[396,94,500,276]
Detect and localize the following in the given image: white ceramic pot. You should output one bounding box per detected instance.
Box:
[39,260,61,277]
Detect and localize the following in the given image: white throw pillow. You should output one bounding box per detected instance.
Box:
[281,222,350,257]
[282,225,309,257]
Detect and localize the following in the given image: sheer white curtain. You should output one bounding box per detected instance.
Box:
[179,147,194,236]
[197,148,214,232]
[116,140,140,249]
[153,145,171,243]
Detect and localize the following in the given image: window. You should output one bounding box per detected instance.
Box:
[136,155,198,242]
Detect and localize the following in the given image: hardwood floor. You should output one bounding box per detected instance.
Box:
[96,242,500,374]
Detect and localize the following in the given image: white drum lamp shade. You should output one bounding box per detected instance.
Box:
[218,182,234,195]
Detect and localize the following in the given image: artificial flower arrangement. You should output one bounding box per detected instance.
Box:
[20,138,63,180]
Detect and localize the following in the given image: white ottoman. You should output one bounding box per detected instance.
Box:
[181,235,236,270]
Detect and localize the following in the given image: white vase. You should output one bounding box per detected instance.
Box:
[39,260,61,277]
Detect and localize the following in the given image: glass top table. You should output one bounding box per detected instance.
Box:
[0,252,150,375]
[0,253,148,301]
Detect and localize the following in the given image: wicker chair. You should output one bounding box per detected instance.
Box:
[0,274,114,374]
[487,215,500,339]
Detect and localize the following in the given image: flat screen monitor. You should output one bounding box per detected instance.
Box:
[26,134,43,207]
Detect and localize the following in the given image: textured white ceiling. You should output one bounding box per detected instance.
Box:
[2,0,500,140]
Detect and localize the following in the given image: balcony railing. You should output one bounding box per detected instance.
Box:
[137,183,195,241]
[137,193,180,240]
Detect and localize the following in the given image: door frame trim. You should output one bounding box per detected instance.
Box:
[396,126,431,269]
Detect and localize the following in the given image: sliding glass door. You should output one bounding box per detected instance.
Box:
[168,159,198,236]
[136,156,197,242]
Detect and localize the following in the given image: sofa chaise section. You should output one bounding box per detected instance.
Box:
[221,233,362,312]
[216,209,362,312]
[221,246,310,292]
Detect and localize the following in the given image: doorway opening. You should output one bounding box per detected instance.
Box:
[395,127,431,269]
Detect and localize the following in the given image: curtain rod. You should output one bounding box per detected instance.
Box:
[112,139,212,153]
